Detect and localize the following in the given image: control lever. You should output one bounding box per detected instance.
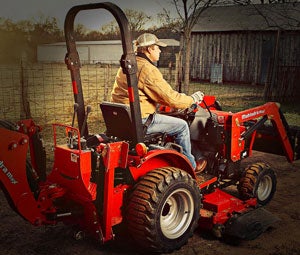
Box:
[186,103,198,115]
[68,103,79,149]
[80,105,91,138]
[202,99,212,118]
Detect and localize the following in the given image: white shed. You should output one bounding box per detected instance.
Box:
[37,40,123,64]
[37,39,179,64]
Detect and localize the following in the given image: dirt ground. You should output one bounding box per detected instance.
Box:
[0,151,299,255]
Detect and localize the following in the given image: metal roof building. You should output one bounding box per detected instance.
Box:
[37,39,179,64]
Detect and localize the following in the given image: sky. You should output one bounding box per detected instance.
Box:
[0,0,177,30]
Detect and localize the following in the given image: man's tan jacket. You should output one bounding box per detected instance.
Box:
[111,56,193,118]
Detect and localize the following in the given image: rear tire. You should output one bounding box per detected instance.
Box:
[126,167,201,253]
[238,162,276,205]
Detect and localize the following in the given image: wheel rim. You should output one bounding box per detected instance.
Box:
[257,175,273,201]
[160,188,194,239]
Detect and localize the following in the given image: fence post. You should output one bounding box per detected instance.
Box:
[20,59,31,119]
[167,61,172,83]
[103,64,112,101]
[175,53,182,92]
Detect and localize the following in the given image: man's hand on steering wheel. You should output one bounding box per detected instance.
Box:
[191,91,204,103]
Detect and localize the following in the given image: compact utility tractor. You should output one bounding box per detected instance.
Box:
[0,2,299,253]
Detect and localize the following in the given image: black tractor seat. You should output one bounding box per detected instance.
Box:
[100,101,165,146]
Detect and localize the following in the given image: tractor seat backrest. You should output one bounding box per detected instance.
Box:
[100,101,135,141]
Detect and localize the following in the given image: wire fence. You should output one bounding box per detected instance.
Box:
[0,62,265,134]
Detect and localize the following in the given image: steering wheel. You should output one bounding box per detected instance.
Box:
[156,103,199,124]
[157,96,222,119]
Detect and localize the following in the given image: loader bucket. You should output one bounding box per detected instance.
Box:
[252,107,300,162]
[253,124,300,161]
[224,207,280,240]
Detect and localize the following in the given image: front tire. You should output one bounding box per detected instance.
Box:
[238,162,277,205]
[126,167,201,253]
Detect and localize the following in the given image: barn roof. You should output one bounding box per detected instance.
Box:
[44,40,122,46]
[192,3,300,32]
[42,39,179,47]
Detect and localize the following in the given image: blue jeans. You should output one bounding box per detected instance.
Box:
[143,113,196,168]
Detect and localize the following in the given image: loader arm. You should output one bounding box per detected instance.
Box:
[230,102,294,162]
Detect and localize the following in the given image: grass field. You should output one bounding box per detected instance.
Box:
[191,82,300,126]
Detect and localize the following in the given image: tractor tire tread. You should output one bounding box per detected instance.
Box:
[126,167,200,253]
[238,162,276,205]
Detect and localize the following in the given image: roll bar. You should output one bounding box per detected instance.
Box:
[64,2,143,144]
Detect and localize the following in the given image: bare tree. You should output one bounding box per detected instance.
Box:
[101,9,151,38]
[74,24,89,41]
[125,9,152,33]
[252,1,300,29]
[160,0,219,93]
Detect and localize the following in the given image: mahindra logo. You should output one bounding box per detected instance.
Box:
[242,110,265,120]
[0,160,18,184]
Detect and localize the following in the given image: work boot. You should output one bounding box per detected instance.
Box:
[195,157,207,173]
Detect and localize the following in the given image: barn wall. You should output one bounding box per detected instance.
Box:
[37,44,122,64]
[190,31,300,85]
[279,31,300,66]
[37,45,89,63]
[37,45,67,62]
[37,44,178,66]
[89,44,122,64]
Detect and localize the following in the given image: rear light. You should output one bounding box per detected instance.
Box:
[135,143,148,157]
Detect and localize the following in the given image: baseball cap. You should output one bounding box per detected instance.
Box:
[134,33,167,48]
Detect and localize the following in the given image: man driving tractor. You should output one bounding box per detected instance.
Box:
[111,33,206,172]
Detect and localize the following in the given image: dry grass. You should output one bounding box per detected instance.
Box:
[191,82,300,126]
[0,63,299,129]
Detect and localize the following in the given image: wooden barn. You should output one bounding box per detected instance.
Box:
[190,3,300,89]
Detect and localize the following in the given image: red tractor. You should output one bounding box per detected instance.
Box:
[0,2,299,253]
